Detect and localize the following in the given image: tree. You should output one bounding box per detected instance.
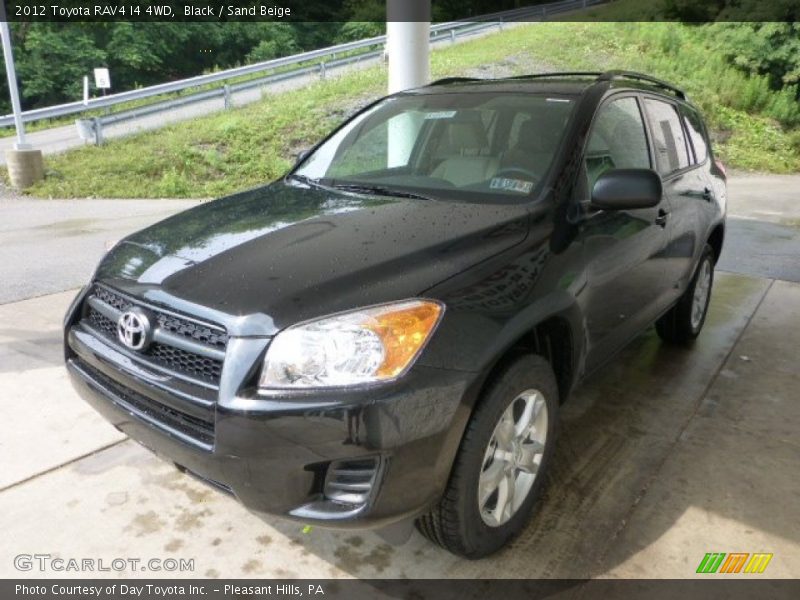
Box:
[245,24,300,63]
[16,24,105,106]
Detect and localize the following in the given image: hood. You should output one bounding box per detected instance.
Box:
[96,182,529,328]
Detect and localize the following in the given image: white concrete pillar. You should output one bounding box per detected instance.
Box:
[386,1,430,167]
[386,1,431,94]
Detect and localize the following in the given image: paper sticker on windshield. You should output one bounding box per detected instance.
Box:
[424,110,457,120]
[490,177,534,194]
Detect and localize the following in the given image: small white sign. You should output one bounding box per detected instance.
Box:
[94,68,111,89]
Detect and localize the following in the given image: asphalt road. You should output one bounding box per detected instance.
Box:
[0,173,797,305]
[0,197,201,303]
[716,174,800,283]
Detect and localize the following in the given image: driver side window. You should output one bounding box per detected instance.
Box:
[585,97,650,190]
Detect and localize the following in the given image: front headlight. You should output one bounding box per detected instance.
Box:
[259,299,444,390]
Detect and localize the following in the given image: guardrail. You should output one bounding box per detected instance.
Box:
[1,0,606,142]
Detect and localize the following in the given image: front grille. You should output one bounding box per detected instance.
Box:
[87,306,117,337]
[78,360,215,448]
[81,285,227,385]
[156,314,228,350]
[149,343,223,382]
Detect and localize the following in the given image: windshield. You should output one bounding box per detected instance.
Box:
[292,92,575,202]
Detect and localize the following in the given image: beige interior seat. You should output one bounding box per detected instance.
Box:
[501,119,562,175]
[431,120,498,186]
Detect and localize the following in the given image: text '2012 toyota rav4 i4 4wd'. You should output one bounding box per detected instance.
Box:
[65,71,726,558]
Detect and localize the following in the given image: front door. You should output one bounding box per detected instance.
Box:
[578,95,671,371]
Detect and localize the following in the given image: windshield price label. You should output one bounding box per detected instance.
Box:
[490,177,534,194]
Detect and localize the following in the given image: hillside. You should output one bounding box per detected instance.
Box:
[19,22,800,199]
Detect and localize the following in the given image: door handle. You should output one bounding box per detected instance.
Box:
[655,209,669,228]
[702,187,715,202]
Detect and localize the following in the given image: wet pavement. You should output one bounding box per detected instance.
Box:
[0,197,201,304]
[1,173,798,578]
[718,174,800,284]
[1,272,797,578]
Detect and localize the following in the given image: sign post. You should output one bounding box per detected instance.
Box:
[0,20,28,149]
[0,19,44,188]
[94,68,111,93]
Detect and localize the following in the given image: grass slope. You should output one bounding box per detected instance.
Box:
[21,22,800,199]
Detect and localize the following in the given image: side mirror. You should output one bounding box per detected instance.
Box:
[591,168,662,211]
[295,149,310,164]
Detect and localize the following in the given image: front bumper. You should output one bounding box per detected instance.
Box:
[66,319,474,529]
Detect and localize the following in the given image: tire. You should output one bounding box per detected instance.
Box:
[656,244,715,345]
[416,354,559,558]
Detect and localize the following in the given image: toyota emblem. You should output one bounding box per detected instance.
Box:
[117,309,152,351]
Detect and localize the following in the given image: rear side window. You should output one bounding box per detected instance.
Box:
[643,98,690,175]
[585,96,650,188]
[681,106,708,164]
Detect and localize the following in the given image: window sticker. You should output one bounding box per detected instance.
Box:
[424,110,457,120]
[490,177,534,194]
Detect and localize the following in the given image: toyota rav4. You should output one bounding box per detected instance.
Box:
[64,70,726,558]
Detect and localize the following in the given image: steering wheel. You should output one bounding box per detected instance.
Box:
[492,167,541,183]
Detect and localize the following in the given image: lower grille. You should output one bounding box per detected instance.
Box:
[324,457,380,505]
[78,360,215,449]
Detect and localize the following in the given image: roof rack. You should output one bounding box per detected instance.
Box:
[426,70,687,100]
[597,70,686,99]
[504,71,605,81]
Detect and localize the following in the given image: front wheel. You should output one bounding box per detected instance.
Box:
[656,244,715,344]
[416,355,559,558]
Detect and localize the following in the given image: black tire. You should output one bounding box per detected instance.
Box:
[656,244,715,345]
[416,354,559,558]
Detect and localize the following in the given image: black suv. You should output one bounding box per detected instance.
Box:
[64,71,726,558]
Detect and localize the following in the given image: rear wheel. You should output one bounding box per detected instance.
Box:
[416,355,558,558]
[656,244,714,344]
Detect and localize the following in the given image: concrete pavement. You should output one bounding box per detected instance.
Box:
[1,272,797,578]
[1,173,798,578]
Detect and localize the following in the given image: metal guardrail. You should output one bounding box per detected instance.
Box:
[1,0,606,141]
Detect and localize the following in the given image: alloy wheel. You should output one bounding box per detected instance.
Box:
[478,388,548,527]
[691,258,712,330]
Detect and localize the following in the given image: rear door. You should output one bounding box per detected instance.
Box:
[641,96,709,302]
[578,94,671,370]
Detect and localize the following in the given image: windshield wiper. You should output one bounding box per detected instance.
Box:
[286,173,331,191]
[330,183,432,201]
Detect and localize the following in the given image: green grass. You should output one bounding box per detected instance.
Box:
[22,22,800,199]
[0,45,384,138]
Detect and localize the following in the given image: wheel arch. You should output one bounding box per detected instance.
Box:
[471,293,583,408]
[707,222,725,264]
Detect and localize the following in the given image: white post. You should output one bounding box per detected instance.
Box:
[83,75,89,105]
[0,21,29,149]
[386,1,430,94]
[386,0,430,168]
